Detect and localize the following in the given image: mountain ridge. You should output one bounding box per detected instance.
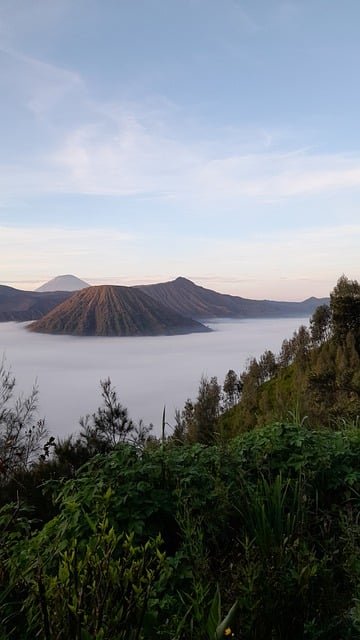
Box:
[137,276,329,319]
[0,285,74,322]
[28,285,210,336]
[0,276,329,327]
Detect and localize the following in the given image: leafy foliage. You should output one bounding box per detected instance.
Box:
[3,423,360,638]
[2,493,168,639]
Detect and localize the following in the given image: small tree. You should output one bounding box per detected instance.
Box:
[258,350,278,383]
[169,408,186,444]
[310,304,331,346]
[0,360,49,482]
[278,337,296,368]
[330,275,360,347]
[223,369,241,409]
[80,378,152,452]
[180,399,196,442]
[184,375,221,444]
[293,325,311,369]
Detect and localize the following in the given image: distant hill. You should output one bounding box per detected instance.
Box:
[0,277,329,326]
[36,274,90,292]
[28,285,210,337]
[0,285,73,322]
[138,277,329,319]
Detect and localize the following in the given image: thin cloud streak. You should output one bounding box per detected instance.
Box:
[1,40,360,207]
[0,45,83,117]
[2,120,360,205]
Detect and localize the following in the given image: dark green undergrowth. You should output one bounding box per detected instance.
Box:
[2,422,360,639]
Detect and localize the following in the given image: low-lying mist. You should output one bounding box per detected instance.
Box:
[0,317,308,439]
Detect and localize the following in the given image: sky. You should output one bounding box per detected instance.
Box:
[1,0,360,301]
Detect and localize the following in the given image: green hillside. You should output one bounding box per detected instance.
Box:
[220,275,360,435]
[2,275,360,639]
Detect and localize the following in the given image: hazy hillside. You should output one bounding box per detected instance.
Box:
[0,276,329,325]
[28,285,210,336]
[0,285,73,322]
[36,274,90,292]
[138,276,329,319]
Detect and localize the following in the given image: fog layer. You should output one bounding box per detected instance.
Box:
[0,318,308,438]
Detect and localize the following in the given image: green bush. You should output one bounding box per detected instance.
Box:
[2,423,360,638]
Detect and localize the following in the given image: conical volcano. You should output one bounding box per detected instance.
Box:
[28,285,210,336]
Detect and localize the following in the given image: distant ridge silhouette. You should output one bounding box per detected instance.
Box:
[0,285,73,322]
[138,277,329,319]
[0,276,329,326]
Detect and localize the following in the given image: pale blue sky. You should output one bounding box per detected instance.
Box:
[1,0,360,300]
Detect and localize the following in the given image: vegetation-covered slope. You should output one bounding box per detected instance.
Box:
[221,275,360,433]
[28,284,210,336]
[2,274,360,639]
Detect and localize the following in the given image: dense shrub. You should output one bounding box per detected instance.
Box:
[2,423,360,638]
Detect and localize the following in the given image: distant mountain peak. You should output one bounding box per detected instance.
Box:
[36,275,90,293]
[174,276,193,284]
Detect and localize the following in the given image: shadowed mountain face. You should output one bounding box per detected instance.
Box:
[138,277,329,319]
[28,285,211,336]
[0,285,74,322]
[36,274,90,292]
[1,277,329,329]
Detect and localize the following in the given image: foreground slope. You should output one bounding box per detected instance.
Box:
[138,277,328,319]
[28,285,210,336]
[0,285,73,321]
